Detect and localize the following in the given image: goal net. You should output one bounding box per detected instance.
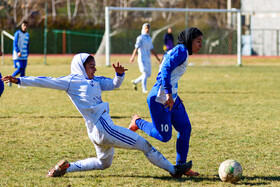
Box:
[103,7,241,66]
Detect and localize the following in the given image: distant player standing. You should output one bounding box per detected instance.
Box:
[129,27,203,177]
[130,23,161,93]
[2,53,192,178]
[163,27,174,53]
[0,72,4,97]
[10,20,29,86]
[0,48,4,97]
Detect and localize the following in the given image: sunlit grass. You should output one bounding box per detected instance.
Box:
[0,55,279,186]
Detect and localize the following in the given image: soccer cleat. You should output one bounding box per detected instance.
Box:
[131,80,137,91]
[170,161,192,178]
[184,169,200,177]
[128,115,141,132]
[142,90,149,94]
[46,159,70,177]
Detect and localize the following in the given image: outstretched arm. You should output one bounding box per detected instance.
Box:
[2,75,70,91]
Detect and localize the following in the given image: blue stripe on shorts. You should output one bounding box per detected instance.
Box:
[99,116,136,146]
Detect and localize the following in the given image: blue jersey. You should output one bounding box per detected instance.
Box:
[151,44,189,104]
[13,30,29,60]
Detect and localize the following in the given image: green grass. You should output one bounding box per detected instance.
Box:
[0,56,279,186]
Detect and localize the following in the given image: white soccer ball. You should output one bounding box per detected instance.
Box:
[218,159,242,183]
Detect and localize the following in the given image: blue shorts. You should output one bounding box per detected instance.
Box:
[14,59,27,69]
[147,93,191,142]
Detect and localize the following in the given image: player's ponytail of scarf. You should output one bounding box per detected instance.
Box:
[177,27,203,55]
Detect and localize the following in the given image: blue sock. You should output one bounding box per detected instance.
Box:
[12,68,21,77]
[136,119,164,141]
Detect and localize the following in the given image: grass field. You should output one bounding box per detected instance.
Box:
[0,55,279,186]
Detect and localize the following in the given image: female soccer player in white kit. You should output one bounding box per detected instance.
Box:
[2,53,192,178]
[130,23,161,93]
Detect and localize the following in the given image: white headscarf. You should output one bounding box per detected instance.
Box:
[141,23,150,35]
[71,53,90,79]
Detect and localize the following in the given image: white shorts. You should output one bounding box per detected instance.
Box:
[138,60,151,74]
[86,112,139,160]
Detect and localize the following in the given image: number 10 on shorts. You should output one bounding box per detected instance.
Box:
[161,124,169,132]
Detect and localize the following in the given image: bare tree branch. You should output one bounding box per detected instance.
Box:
[13,0,18,23]
[67,0,71,21]
[73,0,80,18]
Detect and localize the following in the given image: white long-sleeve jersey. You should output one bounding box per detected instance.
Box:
[19,73,125,124]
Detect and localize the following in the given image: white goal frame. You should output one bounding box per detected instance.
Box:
[1,30,15,65]
[105,7,242,66]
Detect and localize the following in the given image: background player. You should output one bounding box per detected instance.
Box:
[130,23,161,93]
[0,48,3,97]
[163,27,174,53]
[2,53,192,178]
[10,20,29,87]
[129,27,203,177]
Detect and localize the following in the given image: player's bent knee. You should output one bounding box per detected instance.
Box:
[160,134,172,142]
[161,137,171,142]
[99,159,112,170]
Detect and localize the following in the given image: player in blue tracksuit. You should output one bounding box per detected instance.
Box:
[0,73,4,97]
[163,27,174,53]
[12,21,29,79]
[2,53,192,178]
[0,50,4,97]
[129,27,203,177]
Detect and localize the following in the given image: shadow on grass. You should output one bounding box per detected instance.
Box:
[65,174,280,185]
[239,175,280,186]
[67,174,221,183]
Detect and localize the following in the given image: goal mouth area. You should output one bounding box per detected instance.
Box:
[104,7,242,67]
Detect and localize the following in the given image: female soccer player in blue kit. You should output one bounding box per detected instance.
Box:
[0,72,4,97]
[0,49,4,97]
[2,53,192,178]
[12,21,30,78]
[129,27,203,177]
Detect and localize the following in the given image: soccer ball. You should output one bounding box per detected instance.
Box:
[218,159,242,183]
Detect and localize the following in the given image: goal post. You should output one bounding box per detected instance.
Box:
[1,30,15,65]
[105,7,242,66]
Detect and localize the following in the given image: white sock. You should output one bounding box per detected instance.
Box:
[134,75,142,84]
[133,136,175,174]
[145,146,175,174]
[66,157,110,172]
